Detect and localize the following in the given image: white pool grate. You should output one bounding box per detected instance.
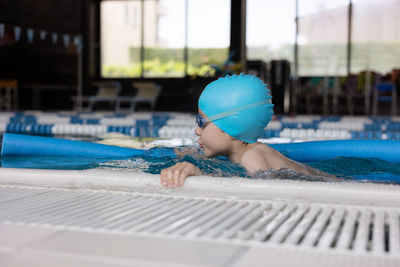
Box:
[0,186,399,256]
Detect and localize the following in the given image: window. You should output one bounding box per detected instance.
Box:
[101,0,230,78]
[351,0,400,74]
[246,0,295,64]
[143,0,185,77]
[101,1,142,77]
[187,0,230,77]
[298,0,348,76]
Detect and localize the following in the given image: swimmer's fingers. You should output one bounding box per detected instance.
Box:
[178,164,193,186]
[174,162,194,187]
[160,162,200,187]
[160,168,168,186]
[172,168,182,187]
[160,166,176,187]
[177,163,202,186]
[166,166,180,188]
[160,163,186,188]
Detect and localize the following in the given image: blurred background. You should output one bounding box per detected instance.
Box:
[0,0,399,115]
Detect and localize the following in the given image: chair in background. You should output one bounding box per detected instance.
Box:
[342,74,358,115]
[87,81,121,111]
[331,76,341,115]
[299,77,326,114]
[372,82,397,116]
[115,82,161,112]
[0,79,18,111]
[338,72,374,116]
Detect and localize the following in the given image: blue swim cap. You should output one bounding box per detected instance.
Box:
[198,74,274,143]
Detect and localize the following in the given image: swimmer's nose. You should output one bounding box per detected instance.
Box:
[195,126,201,136]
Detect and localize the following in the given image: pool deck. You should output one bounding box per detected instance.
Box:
[1,224,399,267]
[0,167,400,266]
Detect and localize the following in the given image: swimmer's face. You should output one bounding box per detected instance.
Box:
[195,109,233,157]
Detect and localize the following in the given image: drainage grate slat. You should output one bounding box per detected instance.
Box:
[372,210,385,253]
[285,206,321,245]
[2,192,99,222]
[237,203,285,240]
[301,206,334,246]
[0,190,79,216]
[167,200,225,235]
[389,211,400,254]
[187,202,249,237]
[138,199,205,233]
[187,202,248,236]
[221,203,271,239]
[353,210,372,252]
[92,196,170,229]
[318,207,346,248]
[29,194,109,224]
[205,202,260,238]
[158,200,217,235]
[117,197,185,231]
[33,195,114,225]
[269,204,309,243]
[337,208,359,250]
[174,201,236,236]
[255,204,297,241]
[69,195,144,228]
[0,187,49,204]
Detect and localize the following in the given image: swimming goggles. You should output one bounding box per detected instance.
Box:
[196,99,273,128]
[196,114,211,128]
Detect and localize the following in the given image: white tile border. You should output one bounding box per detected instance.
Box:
[1,167,400,208]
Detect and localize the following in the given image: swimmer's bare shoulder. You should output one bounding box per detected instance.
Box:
[263,145,328,176]
[240,143,293,173]
[274,148,340,181]
[241,143,333,177]
[240,145,271,173]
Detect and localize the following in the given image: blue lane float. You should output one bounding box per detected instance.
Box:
[269,140,400,164]
[0,133,176,159]
[1,133,400,164]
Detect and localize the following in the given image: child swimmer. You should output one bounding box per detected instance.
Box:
[161,74,326,187]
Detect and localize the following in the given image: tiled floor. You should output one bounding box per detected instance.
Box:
[1,224,400,267]
[0,224,246,267]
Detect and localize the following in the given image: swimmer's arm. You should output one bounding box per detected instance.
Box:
[160,162,203,187]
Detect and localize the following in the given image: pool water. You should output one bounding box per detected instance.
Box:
[2,150,400,184]
[308,157,400,183]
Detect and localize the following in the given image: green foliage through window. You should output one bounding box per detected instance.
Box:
[103,47,229,77]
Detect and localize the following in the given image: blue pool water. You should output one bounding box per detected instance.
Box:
[2,150,400,184]
[308,157,400,183]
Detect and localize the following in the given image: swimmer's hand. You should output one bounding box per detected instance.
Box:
[160,162,202,187]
